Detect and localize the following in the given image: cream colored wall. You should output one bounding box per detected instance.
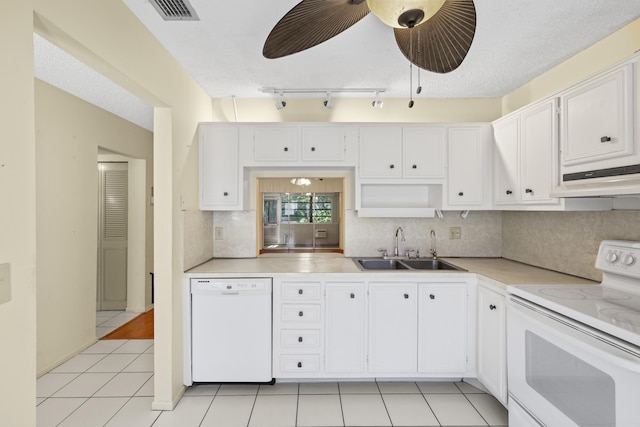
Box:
[35,80,153,375]
[502,18,640,114]
[33,0,213,410]
[0,2,37,425]
[212,97,503,123]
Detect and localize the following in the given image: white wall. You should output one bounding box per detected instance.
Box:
[35,80,153,375]
[0,2,37,425]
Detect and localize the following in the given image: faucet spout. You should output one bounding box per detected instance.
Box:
[394,227,405,257]
[430,229,437,259]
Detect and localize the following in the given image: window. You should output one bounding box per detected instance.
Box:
[281,193,336,223]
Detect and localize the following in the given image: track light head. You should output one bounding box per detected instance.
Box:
[323,92,334,109]
[275,92,287,110]
[371,91,383,108]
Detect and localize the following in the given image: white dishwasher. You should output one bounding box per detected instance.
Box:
[188,277,273,383]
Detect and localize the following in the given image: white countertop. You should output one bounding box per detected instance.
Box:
[185,254,597,287]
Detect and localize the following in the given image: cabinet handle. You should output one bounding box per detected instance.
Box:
[298,311,304,317]
[298,336,303,343]
[297,362,302,368]
[298,289,303,295]
[506,190,512,195]
[390,164,395,169]
[489,304,497,311]
[223,192,228,196]
[284,147,289,152]
[350,293,355,299]
[404,293,409,299]
[311,147,316,151]
[412,164,417,169]
[429,294,435,300]
[525,188,533,194]
[601,136,611,143]
[458,192,464,196]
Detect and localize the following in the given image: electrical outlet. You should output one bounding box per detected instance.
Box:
[215,227,224,240]
[449,227,462,240]
[0,263,11,304]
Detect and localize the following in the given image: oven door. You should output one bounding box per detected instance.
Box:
[507,296,640,427]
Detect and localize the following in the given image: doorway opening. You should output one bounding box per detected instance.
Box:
[258,178,344,254]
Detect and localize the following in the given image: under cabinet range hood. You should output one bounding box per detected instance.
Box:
[551,164,640,197]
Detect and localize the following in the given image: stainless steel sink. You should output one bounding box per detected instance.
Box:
[402,259,462,270]
[355,259,409,270]
[353,258,465,271]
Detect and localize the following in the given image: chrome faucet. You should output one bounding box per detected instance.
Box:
[430,229,437,259]
[394,227,405,257]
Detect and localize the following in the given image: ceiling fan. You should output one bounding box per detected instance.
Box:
[263,0,476,73]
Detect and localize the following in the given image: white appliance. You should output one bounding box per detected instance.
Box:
[507,240,640,426]
[184,277,273,385]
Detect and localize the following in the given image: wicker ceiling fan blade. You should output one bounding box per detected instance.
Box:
[263,0,370,59]
[394,0,476,73]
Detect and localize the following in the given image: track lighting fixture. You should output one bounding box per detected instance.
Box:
[275,92,286,110]
[371,91,383,108]
[323,92,334,109]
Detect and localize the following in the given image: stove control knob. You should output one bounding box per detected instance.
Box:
[622,254,636,266]
[606,251,619,263]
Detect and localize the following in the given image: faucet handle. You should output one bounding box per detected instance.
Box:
[378,248,388,258]
[405,249,415,259]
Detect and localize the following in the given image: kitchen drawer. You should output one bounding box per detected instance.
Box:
[282,282,321,300]
[281,329,321,348]
[280,354,321,373]
[281,304,322,322]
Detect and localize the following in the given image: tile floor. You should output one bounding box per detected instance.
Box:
[35,311,508,426]
[96,310,142,339]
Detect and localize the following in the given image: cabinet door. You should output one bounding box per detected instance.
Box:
[521,100,558,204]
[418,283,467,373]
[368,283,417,373]
[199,125,239,209]
[359,126,403,178]
[448,127,485,205]
[254,127,298,161]
[492,116,520,204]
[561,64,634,166]
[403,127,446,178]
[477,285,507,405]
[325,283,366,373]
[301,127,346,162]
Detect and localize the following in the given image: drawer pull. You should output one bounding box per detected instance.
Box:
[404,293,409,299]
[525,188,533,194]
[298,289,303,295]
[311,147,316,151]
[284,147,289,152]
[298,336,303,343]
[390,164,395,169]
[601,136,611,143]
[429,294,435,300]
[298,311,304,317]
[350,293,355,299]
[458,192,464,196]
[412,164,417,169]
[489,304,497,311]
[223,192,228,196]
[297,362,302,368]
[506,190,512,195]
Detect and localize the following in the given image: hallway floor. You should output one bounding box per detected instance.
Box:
[35,312,508,426]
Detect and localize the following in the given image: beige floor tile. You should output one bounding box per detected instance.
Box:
[466,393,508,426]
[341,394,391,427]
[297,394,344,427]
[339,381,379,394]
[248,394,298,427]
[417,381,462,394]
[299,382,339,394]
[383,393,440,426]
[200,395,254,427]
[426,394,488,426]
[377,381,420,394]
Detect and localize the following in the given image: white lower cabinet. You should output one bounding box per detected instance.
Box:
[274,278,473,379]
[368,283,418,373]
[418,283,468,373]
[476,281,508,406]
[324,282,366,374]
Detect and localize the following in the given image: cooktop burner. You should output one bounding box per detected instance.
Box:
[598,307,640,331]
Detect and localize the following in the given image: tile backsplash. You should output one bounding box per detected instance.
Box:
[183,210,213,270]
[502,210,640,281]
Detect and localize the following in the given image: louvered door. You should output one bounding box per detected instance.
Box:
[97,162,128,310]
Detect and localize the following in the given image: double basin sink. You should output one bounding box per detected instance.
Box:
[353,258,465,271]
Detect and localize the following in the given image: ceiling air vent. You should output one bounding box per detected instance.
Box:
[150,0,199,21]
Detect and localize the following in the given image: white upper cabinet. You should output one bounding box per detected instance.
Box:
[493,99,559,206]
[359,125,446,179]
[199,124,241,210]
[359,126,403,178]
[403,127,447,178]
[253,126,299,162]
[446,125,492,208]
[301,127,346,162]
[560,63,634,169]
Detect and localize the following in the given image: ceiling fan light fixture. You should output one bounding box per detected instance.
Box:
[367,0,445,28]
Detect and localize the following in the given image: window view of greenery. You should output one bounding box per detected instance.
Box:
[282,193,334,223]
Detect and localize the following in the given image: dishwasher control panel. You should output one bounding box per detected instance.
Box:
[191,278,271,292]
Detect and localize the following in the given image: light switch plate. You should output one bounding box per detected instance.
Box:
[0,263,11,304]
[449,227,462,240]
[215,227,224,240]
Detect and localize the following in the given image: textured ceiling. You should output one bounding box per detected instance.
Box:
[33,1,640,129]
